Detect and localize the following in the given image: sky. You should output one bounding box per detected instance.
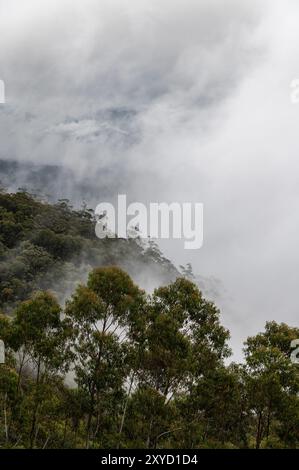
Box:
[0,0,299,359]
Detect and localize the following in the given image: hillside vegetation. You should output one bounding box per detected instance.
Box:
[0,191,298,449]
[0,190,178,311]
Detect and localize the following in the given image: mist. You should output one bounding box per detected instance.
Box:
[1,0,299,359]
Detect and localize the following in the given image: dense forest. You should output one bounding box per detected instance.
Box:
[0,190,298,449]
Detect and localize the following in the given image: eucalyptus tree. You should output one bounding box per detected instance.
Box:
[65,266,146,447]
[132,278,231,448]
[244,322,299,448]
[11,291,71,447]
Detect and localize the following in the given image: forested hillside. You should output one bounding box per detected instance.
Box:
[0,189,178,311]
[0,191,298,449]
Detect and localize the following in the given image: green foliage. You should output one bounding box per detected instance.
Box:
[0,191,298,449]
[243,322,299,448]
[0,268,298,449]
[0,190,178,311]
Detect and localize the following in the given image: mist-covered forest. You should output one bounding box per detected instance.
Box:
[0,190,298,449]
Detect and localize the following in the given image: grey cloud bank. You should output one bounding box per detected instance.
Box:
[0,0,299,359]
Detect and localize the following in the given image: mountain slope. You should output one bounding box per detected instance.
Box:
[0,190,179,311]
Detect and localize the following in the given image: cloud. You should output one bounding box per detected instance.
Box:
[1,0,299,359]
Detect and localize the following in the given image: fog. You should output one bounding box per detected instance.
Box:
[1,0,299,359]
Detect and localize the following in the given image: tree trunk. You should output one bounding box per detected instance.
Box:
[117,373,134,448]
[256,411,263,449]
[29,358,41,448]
[146,416,154,449]
[3,393,8,443]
